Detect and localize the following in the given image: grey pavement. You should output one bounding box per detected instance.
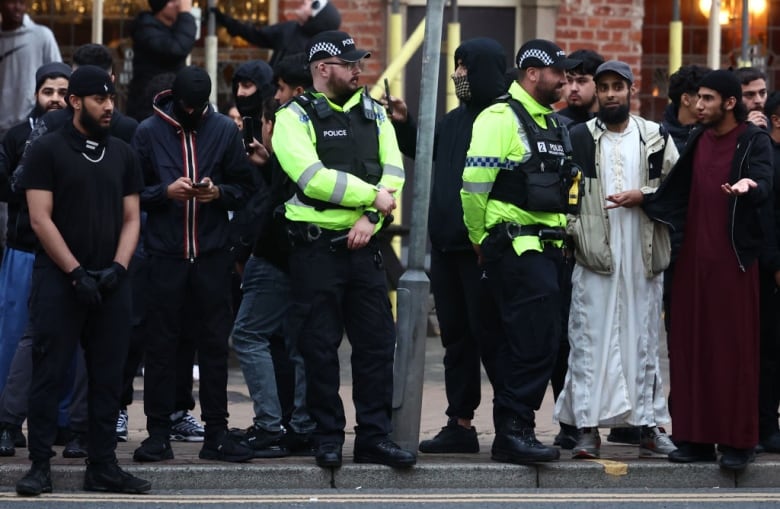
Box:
[1,332,780,492]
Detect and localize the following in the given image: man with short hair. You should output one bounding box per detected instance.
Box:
[273,53,313,103]
[644,69,773,471]
[461,39,581,465]
[554,61,678,459]
[662,64,711,152]
[734,67,769,129]
[272,30,414,469]
[15,65,150,496]
[557,49,604,127]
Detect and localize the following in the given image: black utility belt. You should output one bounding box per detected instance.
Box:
[286,221,350,243]
[490,222,567,242]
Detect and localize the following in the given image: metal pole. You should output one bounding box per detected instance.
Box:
[707,0,722,69]
[390,0,446,452]
[446,0,460,112]
[91,0,103,44]
[740,0,750,65]
[205,0,218,105]
[668,0,682,75]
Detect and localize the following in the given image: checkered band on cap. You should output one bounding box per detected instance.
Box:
[518,48,555,67]
[308,41,341,61]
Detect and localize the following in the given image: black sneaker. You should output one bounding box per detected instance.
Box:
[16,461,52,496]
[606,427,641,445]
[419,419,479,453]
[0,426,16,457]
[84,461,151,494]
[133,435,174,462]
[553,423,580,450]
[199,430,255,463]
[244,424,289,458]
[62,433,88,458]
[354,437,416,468]
[282,428,316,456]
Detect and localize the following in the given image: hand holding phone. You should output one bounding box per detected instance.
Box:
[191,181,210,189]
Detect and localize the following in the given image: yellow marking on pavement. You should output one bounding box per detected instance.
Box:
[2,492,780,504]
[589,458,628,476]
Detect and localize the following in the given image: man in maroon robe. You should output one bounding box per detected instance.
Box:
[643,69,773,471]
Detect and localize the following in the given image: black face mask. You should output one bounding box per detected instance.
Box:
[235,92,262,117]
[173,100,206,131]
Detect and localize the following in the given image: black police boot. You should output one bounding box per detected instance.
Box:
[84,460,151,493]
[315,442,343,468]
[16,460,52,496]
[491,415,559,464]
[718,446,756,471]
[354,437,416,468]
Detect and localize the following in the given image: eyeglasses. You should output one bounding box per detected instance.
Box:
[321,60,365,72]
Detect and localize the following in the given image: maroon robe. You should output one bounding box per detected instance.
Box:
[669,124,760,449]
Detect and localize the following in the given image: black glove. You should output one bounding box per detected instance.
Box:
[209,7,226,25]
[87,262,126,294]
[70,266,102,306]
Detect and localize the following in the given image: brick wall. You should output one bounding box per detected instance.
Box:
[555,0,644,110]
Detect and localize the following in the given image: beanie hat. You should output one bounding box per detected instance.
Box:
[67,65,115,97]
[172,66,211,109]
[698,69,742,102]
[149,0,167,14]
[35,62,72,93]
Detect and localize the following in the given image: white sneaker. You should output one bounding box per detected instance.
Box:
[116,409,129,442]
[639,426,677,458]
[170,411,205,442]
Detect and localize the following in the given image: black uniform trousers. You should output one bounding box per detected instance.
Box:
[759,271,780,437]
[27,262,130,464]
[429,248,498,420]
[288,236,395,446]
[143,250,233,438]
[484,246,564,429]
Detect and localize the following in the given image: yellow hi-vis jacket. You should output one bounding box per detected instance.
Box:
[460,81,567,255]
[272,89,405,231]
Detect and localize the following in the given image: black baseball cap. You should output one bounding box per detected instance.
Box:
[516,39,580,70]
[307,30,371,63]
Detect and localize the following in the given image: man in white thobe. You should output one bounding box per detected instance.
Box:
[553,61,678,459]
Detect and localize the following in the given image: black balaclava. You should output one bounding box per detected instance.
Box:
[232,60,275,118]
[172,66,211,131]
[453,38,509,109]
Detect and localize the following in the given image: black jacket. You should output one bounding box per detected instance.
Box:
[216,3,340,68]
[134,91,255,259]
[428,38,509,252]
[661,103,697,154]
[127,12,197,121]
[643,122,774,270]
[759,140,780,274]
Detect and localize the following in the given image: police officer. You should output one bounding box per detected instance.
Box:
[461,39,581,464]
[14,65,150,495]
[272,30,415,468]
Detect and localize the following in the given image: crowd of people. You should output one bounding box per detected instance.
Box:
[1,0,779,499]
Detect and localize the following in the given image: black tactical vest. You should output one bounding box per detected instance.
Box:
[292,91,382,210]
[489,98,579,214]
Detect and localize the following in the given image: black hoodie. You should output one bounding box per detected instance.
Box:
[428,38,509,252]
[216,2,341,68]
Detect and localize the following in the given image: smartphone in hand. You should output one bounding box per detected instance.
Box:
[191,181,210,189]
[384,78,393,115]
[242,116,255,153]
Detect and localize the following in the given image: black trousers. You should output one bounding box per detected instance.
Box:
[550,254,574,402]
[27,262,130,463]
[759,271,780,437]
[143,251,233,438]
[429,248,498,421]
[288,237,395,445]
[485,247,564,428]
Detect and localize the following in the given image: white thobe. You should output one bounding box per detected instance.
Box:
[554,123,670,428]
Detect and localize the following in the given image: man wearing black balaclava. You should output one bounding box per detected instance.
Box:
[131,65,256,463]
